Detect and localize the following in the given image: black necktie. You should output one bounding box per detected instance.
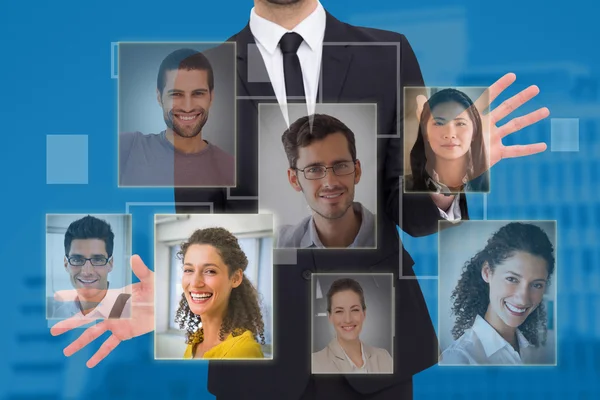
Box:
[279,32,305,102]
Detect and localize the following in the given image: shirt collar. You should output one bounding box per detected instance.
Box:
[301,202,368,248]
[427,169,469,194]
[74,288,123,319]
[472,315,531,358]
[249,1,326,55]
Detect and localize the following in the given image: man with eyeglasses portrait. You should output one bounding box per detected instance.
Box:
[277,114,375,249]
[53,215,131,319]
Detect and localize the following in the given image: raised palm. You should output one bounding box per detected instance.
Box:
[416,73,550,168]
[50,255,155,368]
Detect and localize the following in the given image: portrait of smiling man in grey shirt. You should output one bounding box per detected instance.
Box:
[276,114,375,249]
[119,48,234,188]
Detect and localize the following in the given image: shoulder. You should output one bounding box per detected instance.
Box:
[276,218,310,248]
[364,343,393,365]
[329,14,406,42]
[439,333,477,365]
[208,143,234,161]
[224,331,264,358]
[311,346,335,373]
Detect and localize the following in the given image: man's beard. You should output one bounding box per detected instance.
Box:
[165,109,209,139]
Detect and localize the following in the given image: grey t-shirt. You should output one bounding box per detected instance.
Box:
[119,131,235,187]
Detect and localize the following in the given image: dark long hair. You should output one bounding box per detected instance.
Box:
[450,223,555,346]
[409,88,488,191]
[174,227,265,346]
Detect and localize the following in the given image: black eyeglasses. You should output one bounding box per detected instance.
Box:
[66,255,112,267]
[295,161,357,180]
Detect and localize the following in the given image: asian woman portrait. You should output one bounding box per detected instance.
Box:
[175,227,265,359]
[312,278,393,373]
[440,222,556,365]
[407,88,490,194]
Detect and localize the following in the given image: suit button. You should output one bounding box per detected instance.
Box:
[302,270,312,280]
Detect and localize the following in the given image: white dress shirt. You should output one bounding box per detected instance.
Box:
[250,3,459,221]
[440,315,533,365]
[249,1,326,124]
[341,341,368,372]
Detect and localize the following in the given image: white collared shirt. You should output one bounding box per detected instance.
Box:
[340,341,368,372]
[440,315,533,365]
[53,289,132,319]
[249,1,326,124]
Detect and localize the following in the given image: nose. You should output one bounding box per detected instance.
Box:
[342,311,353,323]
[514,283,532,305]
[321,167,341,187]
[192,272,206,287]
[82,260,94,274]
[442,125,457,139]
[182,95,193,112]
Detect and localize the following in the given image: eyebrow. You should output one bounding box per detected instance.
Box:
[183,262,221,269]
[432,116,468,122]
[301,159,353,168]
[333,305,361,310]
[167,88,209,94]
[506,271,547,282]
[69,253,107,258]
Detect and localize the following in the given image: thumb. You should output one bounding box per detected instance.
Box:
[415,95,427,121]
[131,254,153,284]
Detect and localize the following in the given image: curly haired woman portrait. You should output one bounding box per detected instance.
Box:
[439,222,556,365]
[174,227,266,359]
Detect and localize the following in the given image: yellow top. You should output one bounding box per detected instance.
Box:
[183,330,264,359]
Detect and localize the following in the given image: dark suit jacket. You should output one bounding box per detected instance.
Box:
[175,11,470,400]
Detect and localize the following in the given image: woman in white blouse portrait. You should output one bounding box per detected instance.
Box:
[312,278,393,374]
[440,222,555,365]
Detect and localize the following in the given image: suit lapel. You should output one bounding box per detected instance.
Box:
[319,12,353,102]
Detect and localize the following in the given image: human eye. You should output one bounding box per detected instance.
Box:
[351,308,360,312]
[336,162,350,170]
[204,269,217,275]
[69,256,85,265]
[456,121,467,126]
[91,257,107,265]
[532,282,545,289]
[183,267,193,273]
[505,276,518,283]
[306,166,323,174]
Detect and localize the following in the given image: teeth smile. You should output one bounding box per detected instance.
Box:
[321,193,342,199]
[191,293,212,299]
[505,302,527,313]
[341,326,355,331]
[178,115,197,121]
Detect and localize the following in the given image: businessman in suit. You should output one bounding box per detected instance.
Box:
[175,1,548,399]
[50,0,549,398]
[175,1,465,398]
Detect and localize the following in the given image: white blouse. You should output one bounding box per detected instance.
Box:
[440,315,533,365]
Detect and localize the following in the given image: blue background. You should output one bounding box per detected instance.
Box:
[1,0,598,398]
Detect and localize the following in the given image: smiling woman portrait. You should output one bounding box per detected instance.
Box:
[407,88,490,194]
[312,278,393,374]
[440,222,556,365]
[175,227,265,359]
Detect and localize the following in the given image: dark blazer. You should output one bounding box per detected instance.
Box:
[175,11,470,400]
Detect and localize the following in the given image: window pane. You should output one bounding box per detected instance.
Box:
[258,237,273,347]
[169,245,184,331]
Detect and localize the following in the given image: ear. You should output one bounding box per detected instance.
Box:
[481,262,492,283]
[107,257,114,273]
[209,90,214,107]
[64,256,68,270]
[231,269,243,289]
[354,159,362,184]
[156,88,162,107]
[287,168,302,192]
